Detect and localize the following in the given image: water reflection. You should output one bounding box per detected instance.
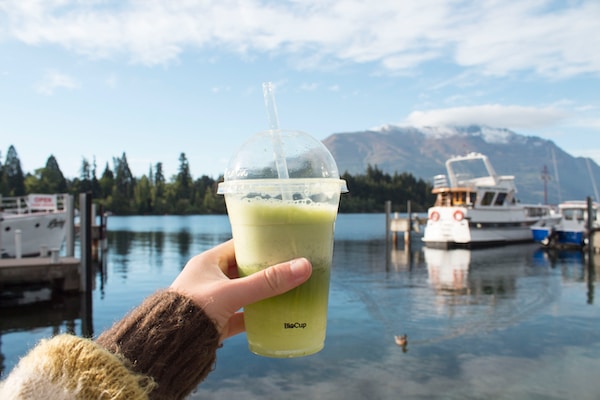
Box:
[533,247,598,304]
[0,291,94,376]
[199,240,600,399]
[424,248,470,294]
[402,245,564,345]
[3,215,600,399]
[106,229,231,279]
[177,229,192,264]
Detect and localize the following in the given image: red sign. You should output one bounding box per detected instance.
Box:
[29,194,57,210]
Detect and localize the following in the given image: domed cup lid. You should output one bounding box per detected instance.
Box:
[218,130,348,195]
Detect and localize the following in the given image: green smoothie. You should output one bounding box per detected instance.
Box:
[226,197,338,358]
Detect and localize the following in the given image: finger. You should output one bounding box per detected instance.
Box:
[205,239,237,277]
[226,258,312,311]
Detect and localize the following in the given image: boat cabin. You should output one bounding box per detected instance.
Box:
[432,186,516,208]
[558,201,599,223]
[432,188,476,207]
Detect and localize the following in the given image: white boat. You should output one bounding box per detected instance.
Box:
[422,152,557,248]
[531,200,600,248]
[0,194,69,258]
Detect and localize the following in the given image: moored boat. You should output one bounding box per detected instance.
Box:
[0,194,69,258]
[531,200,600,248]
[422,152,557,248]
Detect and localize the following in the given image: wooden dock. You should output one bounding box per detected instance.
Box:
[0,193,107,304]
[0,256,81,292]
[385,200,426,247]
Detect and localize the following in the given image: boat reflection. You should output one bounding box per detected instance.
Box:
[422,244,598,307]
[424,247,470,294]
[533,247,598,304]
[424,245,529,301]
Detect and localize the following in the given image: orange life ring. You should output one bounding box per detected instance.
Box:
[430,211,440,221]
[453,210,464,221]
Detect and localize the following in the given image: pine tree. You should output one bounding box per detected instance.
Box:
[41,155,68,193]
[4,145,26,196]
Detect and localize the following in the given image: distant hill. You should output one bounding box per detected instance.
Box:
[322,125,600,205]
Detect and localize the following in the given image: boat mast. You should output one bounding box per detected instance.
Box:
[541,165,551,205]
[585,158,600,202]
[551,146,562,204]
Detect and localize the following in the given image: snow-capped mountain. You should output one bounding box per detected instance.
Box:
[322,125,599,204]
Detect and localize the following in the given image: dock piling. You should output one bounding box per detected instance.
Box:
[79,193,93,293]
[405,200,412,248]
[385,200,392,245]
[79,192,94,337]
[14,229,22,259]
[65,194,75,257]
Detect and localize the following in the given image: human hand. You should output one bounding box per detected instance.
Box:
[169,239,312,341]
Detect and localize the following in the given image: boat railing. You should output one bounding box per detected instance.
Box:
[0,194,68,214]
[433,174,448,188]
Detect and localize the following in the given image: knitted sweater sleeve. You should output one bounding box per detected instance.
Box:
[0,290,221,400]
[96,290,221,400]
[0,334,156,399]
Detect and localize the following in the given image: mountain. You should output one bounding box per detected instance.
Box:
[322,125,600,205]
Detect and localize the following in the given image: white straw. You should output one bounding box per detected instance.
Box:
[262,82,289,180]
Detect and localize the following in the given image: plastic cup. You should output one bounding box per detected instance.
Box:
[218,129,347,358]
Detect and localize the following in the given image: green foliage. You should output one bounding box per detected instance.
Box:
[4,145,26,196]
[339,165,435,213]
[0,147,434,215]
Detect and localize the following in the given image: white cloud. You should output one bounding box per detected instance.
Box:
[36,70,79,95]
[403,104,568,130]
[449,2,600,78]
[0,1,598,77]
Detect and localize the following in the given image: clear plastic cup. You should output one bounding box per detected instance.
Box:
[218,129,347,358]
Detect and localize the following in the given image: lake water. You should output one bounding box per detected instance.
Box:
[1,214,600,399]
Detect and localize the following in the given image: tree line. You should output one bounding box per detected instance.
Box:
[0,145,434,215]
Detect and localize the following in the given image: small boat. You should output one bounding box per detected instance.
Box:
[422,152,557,248]
[0,194,69,258]
[531,200,600,248]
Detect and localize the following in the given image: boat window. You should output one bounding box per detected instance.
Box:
[435,191,453,207]
[563,209,584,221]
[563,209,572,220]
[453,191,467,205]
[469,192,477,205]
[494,192,507,206]
[481,192,495,206]
[527,207,549,217]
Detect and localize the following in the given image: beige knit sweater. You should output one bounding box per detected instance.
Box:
[0,290,221,399]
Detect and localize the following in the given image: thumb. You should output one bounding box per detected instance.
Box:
[230,258,312,310]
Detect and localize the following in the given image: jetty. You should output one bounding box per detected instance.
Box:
[0,256,80,292]
[385,200,426,247]
[0,193,105,304]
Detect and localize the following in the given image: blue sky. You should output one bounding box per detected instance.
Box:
[0,0,598,180]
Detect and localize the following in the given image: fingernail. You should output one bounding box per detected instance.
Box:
[290,258,309,277]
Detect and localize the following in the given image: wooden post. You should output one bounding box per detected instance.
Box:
[79,193,92,293]
[405,200,412,248]
[587,196,593,236]
[65,194,75,257]
[385,200,392,244]
[384,201,392,271]
[79,192,94,338]
[14,229,22,259]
